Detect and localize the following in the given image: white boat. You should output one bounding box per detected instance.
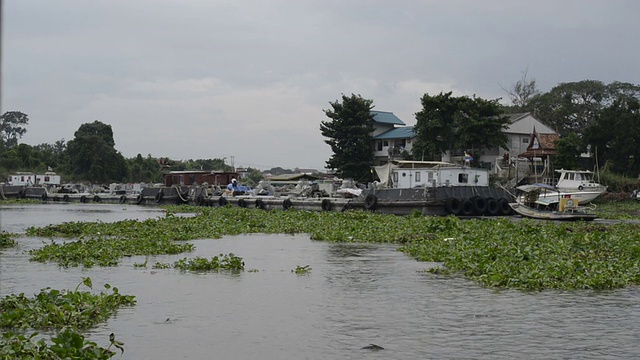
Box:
[516,183,602,205]
[510,183,597,221]
[555,169,607,196]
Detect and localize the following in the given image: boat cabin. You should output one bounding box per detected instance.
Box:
[375,161,489,188]
[555,169,607,193]
[163,171,238,187]
[8,172,61,186]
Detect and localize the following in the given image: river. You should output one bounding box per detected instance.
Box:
[1,203,639,359]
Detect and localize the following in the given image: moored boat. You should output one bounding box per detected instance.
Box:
[510,183,596,221]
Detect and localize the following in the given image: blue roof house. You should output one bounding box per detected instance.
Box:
[371,111,416,165]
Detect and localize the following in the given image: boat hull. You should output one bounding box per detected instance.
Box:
[509,202,596,221]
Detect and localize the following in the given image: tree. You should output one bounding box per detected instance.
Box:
[66,121,128,182]
[528,80,620,136]
[412,92,510,163]
[553,133,584,170]
[320,94,375,180]
[501,67,540,112]
[0,111,29,149]
[584,97,640,175]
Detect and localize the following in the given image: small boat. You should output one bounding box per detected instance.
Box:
[515,183,602,205]
[510,184,597,221]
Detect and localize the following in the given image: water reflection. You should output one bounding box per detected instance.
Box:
[1,205,639,359]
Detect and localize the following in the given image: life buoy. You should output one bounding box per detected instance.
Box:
[119,195,127,204]
[461,199,474,216]
[445,198,463,215]
[341,202,353,212]
[321,199,332,212]
[80,195,87,203]
[471,196,487,216]
[155,191,163,203]
[283,198,293,210]
[364,194,378,211]
[41,192,48,201]
[18,189,26,198]
[93,195,101,203]
[238,199,247,208]
[53,196,59,202]
[485,197,499,216]
[135,194,144,204]
[578,185,584,191]
[62,194,70,202]
[218,196,228,207]
[255,199,266,210]
[498,198,512,215]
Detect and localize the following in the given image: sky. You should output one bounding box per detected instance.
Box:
[3,0,639,171]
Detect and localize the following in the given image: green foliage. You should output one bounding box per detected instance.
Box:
[292,265,312,275]
[0,232,16,248]
[554,133,584,170]
[412,92,509,161]
[0,111,29,149]
[584,97,640,175]
[0,330,119,359]
[0,278,135,330]
[320,94,375,180]
[173,254,245,271]
[66,121,128,183]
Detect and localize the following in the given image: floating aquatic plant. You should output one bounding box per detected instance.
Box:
[173,254,244,271]
[0,330,121,359]
[292,265,312,275]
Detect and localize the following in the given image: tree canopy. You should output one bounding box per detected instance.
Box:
[0,111,29,149]
[412,92,510,162]
[66,121,128,183]
[320,94,375,180]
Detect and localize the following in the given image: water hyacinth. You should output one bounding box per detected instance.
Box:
[21,206,640,290]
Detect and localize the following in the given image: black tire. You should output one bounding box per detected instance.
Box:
[18,189,26,198]
[195,195,204,206]
[41,192,48,201]
[341,202,353,212]
[255,199,266,210]
[471,196,487,216]
[283,198,293,210]
[445,198,463,215]
[461,198,474,216]
[119,195,127,204]
[238,199,247,208]
[498,198,512,215]
[80,195,87,203]
[93,195,101,203]
[485,197,499,216]
[364,194,378,211]
[321,199,332,212]
[218,196,228,207]
[62,194,70,202]
[155,191,163,203]
[135,194,144,205]
[53,196,59,202]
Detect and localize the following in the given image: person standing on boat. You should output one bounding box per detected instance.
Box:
[464,151,473,167]
[227,178,239,191]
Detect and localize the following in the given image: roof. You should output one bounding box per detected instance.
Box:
[372,126,415,140]
[371,110,406,126]
[505,112,556,135]
[268,173,322,181]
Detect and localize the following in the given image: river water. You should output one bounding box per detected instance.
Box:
[1,203,639,359]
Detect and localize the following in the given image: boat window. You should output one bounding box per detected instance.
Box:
[392,172,398,183]
[415,172,421,182]
[568,173,574,180]
[458,173,468,183]
[427,172,433,180]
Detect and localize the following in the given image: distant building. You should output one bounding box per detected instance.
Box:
[8,172,61,186]
[371,111,416,165]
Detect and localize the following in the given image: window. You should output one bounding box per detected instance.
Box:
[415,172,421,182]
[383,140,389,147]
[377,141,383,151]
[44,176,50,182]
[523,137,529,143]
[458,173,468,183]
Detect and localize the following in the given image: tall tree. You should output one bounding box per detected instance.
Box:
[320,94,375,180]
[412,92,510,162]
[584,97,640,175]
[501,67,540,112]
[553,133,584,170]
[66,121,128,182]
[0,111,29,149]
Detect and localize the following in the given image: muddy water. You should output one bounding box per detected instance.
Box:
[1,204,639,359]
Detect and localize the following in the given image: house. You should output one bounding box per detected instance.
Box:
[371,111,416,165]
[369,111,557,173]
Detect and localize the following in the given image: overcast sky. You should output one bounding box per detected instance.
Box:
[3,1,639,171]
